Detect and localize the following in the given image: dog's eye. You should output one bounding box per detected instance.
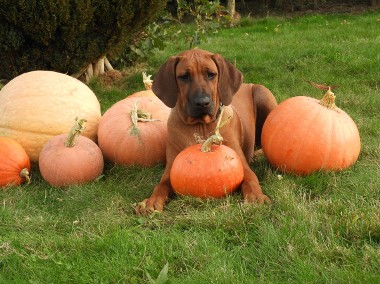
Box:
[207,72,216,80]
[178,73,190,82]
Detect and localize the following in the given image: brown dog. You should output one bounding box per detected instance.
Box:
[135,49,277,214]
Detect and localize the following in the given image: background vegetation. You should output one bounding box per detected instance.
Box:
[0,0,166,80]
[1,9,380,284]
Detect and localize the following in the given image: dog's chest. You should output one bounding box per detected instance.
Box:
[169,106,234,149]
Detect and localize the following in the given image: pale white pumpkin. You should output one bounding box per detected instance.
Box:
[0,71,101,162]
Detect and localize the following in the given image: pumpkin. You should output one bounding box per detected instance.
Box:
[0,70,101,162]
[261,87,361,175]
[0,137,31,188]
[170,109,244,198]
[98,73,170,166]
[39,118,104,187]
[98,96,170,166]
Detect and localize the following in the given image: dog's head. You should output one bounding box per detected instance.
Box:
[152,49,243,124]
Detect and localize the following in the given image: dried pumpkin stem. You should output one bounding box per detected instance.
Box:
[201,108,231,153]
[142,72,153,90]
[20,168,31,185]
[64,117,87,147]
[130,100,160,136]
[200,134,223,152]
[319,87,337,110]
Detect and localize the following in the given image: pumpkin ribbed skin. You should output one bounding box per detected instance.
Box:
[261,96,361,175]
[170,144,244,198]
[39,134,104,187]
[0,71,101,162]
[98,96,170,166]
[0,137,31,187]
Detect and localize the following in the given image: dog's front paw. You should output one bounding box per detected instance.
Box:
[243,192,271,205]
[241,180,271,205]
[134,197,165,215]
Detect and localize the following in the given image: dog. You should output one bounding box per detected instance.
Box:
[135,49,277,214]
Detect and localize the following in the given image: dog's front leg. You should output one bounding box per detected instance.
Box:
[221,126,271,205]
[240,165,271,204]
[135,145,178,214]
[228,141,271,204]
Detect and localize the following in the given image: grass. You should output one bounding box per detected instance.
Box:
[1,11,380,283]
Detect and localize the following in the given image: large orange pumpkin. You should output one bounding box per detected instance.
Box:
[0,70,101,162]
[98,95,170,166]
[39,118,104,187]
[0,137,31,188]
[261,88,360,175]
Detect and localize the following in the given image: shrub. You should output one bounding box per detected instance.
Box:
[0,0,167,80]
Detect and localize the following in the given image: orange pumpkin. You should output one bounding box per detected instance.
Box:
[98,96,170,166]
[0,137,31,187]
[170,143,244,198]
[170,110,244,198]
[39,118,104,187]
[261,88,361,175]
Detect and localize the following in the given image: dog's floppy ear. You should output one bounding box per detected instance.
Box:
[212,53,243,106]
[152,56,180,108]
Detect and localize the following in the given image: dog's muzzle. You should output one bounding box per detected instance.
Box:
[187,94,215,120]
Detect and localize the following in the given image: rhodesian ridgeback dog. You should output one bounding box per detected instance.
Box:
[135,49,277,214]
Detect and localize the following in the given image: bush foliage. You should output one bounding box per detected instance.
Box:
[0,0,167,80]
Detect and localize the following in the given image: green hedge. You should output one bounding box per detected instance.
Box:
[0,0,166,80]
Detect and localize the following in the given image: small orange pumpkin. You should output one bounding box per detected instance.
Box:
[39,118,104,187]
[261,87,361,175]
[98,95,170,167]
[0,137,31,188]
[170,144,244,198]
[170,109,244,198]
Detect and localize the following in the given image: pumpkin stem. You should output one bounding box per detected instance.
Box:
[319,87,337,110]
[130,100,160,136]
[20,168,31,185]
[142,72,153,90]
[200,134,223,152]
[201,108,231,152]
[64,117,87,147]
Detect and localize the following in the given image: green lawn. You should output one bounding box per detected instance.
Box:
[1,11,380,283]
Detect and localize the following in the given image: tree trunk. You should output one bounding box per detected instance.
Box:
[72,56,114,82]
[227,0,235,16]
[227,0,240,27]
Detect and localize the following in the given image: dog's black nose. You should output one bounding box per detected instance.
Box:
[193,96,211,108]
